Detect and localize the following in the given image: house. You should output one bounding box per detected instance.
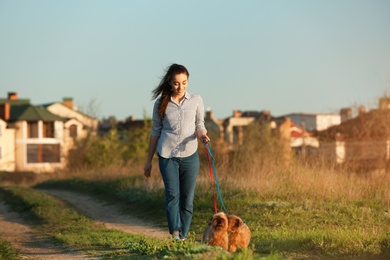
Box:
[280,112,341,131]
[0,92,97,173]
[116,116,151,141]
[42,97,98,134]
[316,99,390,170]
[205,110,224,140]
[0,118,15,172]
[282,119,320,157]
[98,115,151,139]
[42,97,99,155]
[220,109,320,149]
[0,92,65,172]
[221,110,274,147]
[267,112,340,157]
[205,109,343,161]
[116,116,147,132]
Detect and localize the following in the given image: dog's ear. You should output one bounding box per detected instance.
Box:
[233,217,243,228]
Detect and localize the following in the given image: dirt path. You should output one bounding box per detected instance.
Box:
[40,189,169,240]
[0,189,169,259]
[0,199,94,259]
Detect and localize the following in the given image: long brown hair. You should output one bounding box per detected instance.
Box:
[152,64,189,119]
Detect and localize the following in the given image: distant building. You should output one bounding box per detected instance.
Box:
[204,110,224,140]
[42,97,98,131]
[221,110,273,147]
[0,92,97,173]
[316,100,390,170]
[280,113,341,131]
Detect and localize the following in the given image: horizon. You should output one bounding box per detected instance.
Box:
[0,90,384,121]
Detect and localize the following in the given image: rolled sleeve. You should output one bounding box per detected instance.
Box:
[151,99,162,137]
[195,95,207,133]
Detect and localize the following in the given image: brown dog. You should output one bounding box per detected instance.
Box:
[202,212,229,251]
[227,215,251,253]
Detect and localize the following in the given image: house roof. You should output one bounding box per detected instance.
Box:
[0,98,30,105]
[40,102,56,107]
[41,101,97,120]
[316,109,390,141]
[9,104,65,122]
[240,111,266,117]
[282,112,339,117]
[116,119,149,131]
[225,110,273,120]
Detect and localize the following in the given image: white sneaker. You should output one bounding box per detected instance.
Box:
[172,235,181,240]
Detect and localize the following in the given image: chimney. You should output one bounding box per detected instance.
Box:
[233,110,242,118]
[262,110,270,116]
[358,106,366,116]
[63,97,74,109]
[8,92,18,101]
[206,110,214,120]
[261,109,271,120]
[126,115,135,122]
[379,97,390,110]
[340,108,352,123]
[0,103,10,120]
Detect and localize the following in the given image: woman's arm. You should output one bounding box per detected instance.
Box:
[144,135,159,177]
[195,95,210,144]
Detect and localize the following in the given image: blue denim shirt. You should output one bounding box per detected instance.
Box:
[151,92,207,158]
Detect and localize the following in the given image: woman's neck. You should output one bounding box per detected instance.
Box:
[172,93,185,104]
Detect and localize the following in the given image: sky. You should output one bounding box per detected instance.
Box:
[1,0,390,121]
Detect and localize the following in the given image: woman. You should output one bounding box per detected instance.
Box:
[144,63,210,240]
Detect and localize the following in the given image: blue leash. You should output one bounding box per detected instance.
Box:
[203,141,230,215]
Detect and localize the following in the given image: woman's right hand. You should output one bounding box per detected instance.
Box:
[144,161,152,178]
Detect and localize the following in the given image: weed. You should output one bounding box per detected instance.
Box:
[0,237,19,260]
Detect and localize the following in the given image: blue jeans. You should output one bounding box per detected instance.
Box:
[158,151,200,239]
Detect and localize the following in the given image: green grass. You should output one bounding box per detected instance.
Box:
[2,147,390,259]
[0,186,267,259]
[34,175,390,259]
[0,237,19,260]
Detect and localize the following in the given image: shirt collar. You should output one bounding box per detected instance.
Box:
[170,92,191,104]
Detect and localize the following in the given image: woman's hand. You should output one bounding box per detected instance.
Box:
[201,134,210,144]
[197,130,210,144]
[144,161,152,178]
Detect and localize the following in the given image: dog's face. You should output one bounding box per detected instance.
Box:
[212,212,228,230]
[228,215,244,233]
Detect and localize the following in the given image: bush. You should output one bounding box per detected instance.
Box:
[67,117,152,170]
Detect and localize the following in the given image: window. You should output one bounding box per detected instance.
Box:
[43,122,55,138]
[27,121,38,138]
[69,124,77,138]
[27,144,60,163]
[27,144,38,162]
